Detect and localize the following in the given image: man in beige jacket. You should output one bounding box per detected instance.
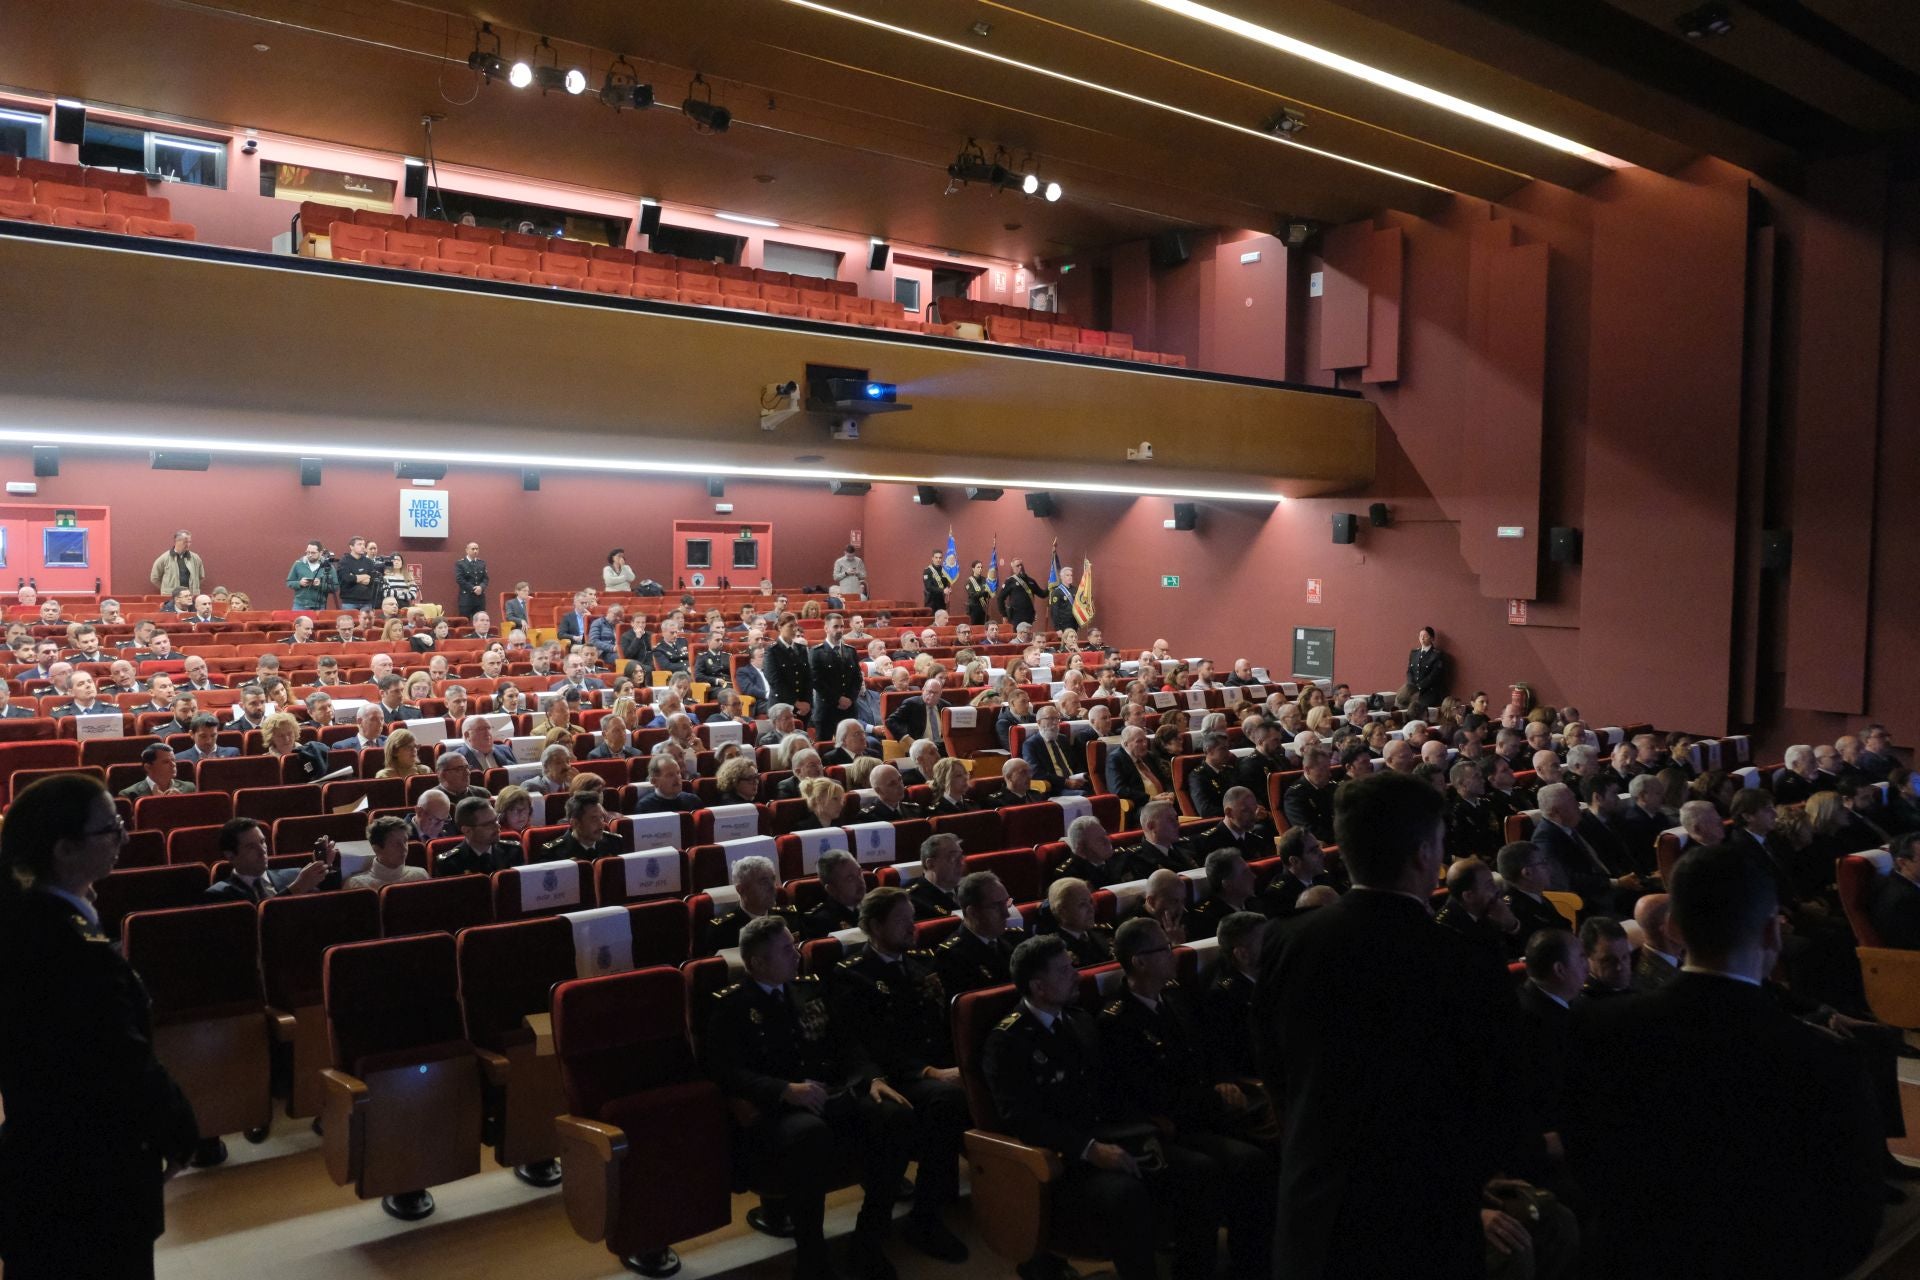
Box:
[149,529,206,596]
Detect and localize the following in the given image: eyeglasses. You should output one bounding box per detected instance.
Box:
[82,816,129,840]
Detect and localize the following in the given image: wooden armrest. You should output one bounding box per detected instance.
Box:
[962,1129,1061,1264]
[266,1006,297,1042]
[963,1129,1062,1182]
[1859,947,1920,1028]
[318,1068,368,1188]
[555,1115,629,1243]
[522,1012,554,1057]
[473,1045,511,1087]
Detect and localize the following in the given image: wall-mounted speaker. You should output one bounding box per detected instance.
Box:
[151,452,211,472]
[522,470,541,492]
[394,461,446,481]
[403,164,427,200]
[53,102,86,145]
[829,480,870,496]
[299,458,322,487]
[1025,492,1056,518]
[1171,503,1197,531]
[1760,528,1792,571]
[638,203,663,237]
[868,242,890,272]
[707,478,726,498]
[31,446,58,477]
[1149,230,1191,269]
[1368,502,1392,528]
[1548,526,1582,564]
[966,487,1003,501]
[913,485,940,506]
[1332,512,1357,544]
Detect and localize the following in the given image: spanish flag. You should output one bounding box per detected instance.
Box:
[1073,558,1095,626]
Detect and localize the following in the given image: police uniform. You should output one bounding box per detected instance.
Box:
[906,878,959,921]
[1502,889,1565,959]
[703,975,910,1279]
[1185,894,1261,942]
[1051,852,1132,891]
[861,799,929,824]
[964,573,992,625]
[994,572,1042,627]
[432,840,523,878]
[651,637,690,674]
[982,1001,1206,1280]
[807,639,863,740]
[1049,924,1116,968]
[1197,822,1270,863]
[1444,794,1504,862]
[0,889,201,1278]
[795,898,860,941]
[1200,966,1261,1082]
[1186,761,1235,819]
[540,830,626,862]
[829,948,970,1226]
[765,638,813,711]
[1124,839,1200,876]
[933,926,1023,996]
[1280,778,1338,845]
[1097,984,1273,1276]
[1048,583,1076,631]
[922,562,952,611]
[705,905,798,955]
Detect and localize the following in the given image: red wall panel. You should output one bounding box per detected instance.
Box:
[1317,222,1372,370]
[1361,226,1403,384]
[1209,233,1289,381]
[1475,241,1548,602]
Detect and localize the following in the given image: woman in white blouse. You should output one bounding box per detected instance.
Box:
[603,548,636,594]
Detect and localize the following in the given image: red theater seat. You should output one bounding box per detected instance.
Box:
[352,209,407,232]
[0,174,34,203]
[540,252,589,279]
[434,237,489,265]
[454,223,503,245]
[530,270,584,289]
[385,229,437,258]
[260,888,381,1118]
[124,216,196,241]
[587,259,634,283]
[476,264,532,284]
[298,200,355,236]
[379,873,494,938]
[327,222,386,260]
[94,863,210,942]
[103,191,171,221]
[419,257,476,278]
[581,276,632,297]
[50,206,125,234]
[363,249,424,270]
[406,216,456,238]
[80,167,147,196]
[590,244,637,266]
[501,230,548,251]
[490,244,542,272]
[19,159,84,187]
[0,199,51,224]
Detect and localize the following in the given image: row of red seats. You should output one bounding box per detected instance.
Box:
[0,153,147,194]
[0,176,196,240]
[937,294,1080,331]
[937,294,1188,366]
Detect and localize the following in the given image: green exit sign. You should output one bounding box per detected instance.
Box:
[1161,575,1181,588]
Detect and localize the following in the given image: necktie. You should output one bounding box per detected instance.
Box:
[928,704,942,748]
[1049,738,1066,778]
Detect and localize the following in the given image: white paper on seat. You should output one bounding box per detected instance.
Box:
[1231,746,1255,759]
[564,906,634,978]
[330,699,370,720]
[709,804,761,844]
[535,690,564,711]
[947,705,978,729]
[1180,865,1211,903]
[74,712,123,741]
[1242,685,1265,700]
[509,735,545,763]
[1859,849,1893,874]
[1092,967,1126,998]
[1028,654,1054,671]
[620,847,683,895]
[986,667,1007,684]
[518,859,582,913]
[625,811,683,852]
[1735,767,1760,789]
[1158,660,1178,676]
[1184,934,1221,975]
[706,720,743,746]
[1388,729,1407,741]
[480,713,513,736]
[1118,661,1140,676]
[334,842,375,880]
[889,859,924,885]
[1601,726,1625,747]
[1065,718,1091,739]
[1051,794,1093,826]
[1186,731,1205,748]
[794,827,850,873]
[716,947,745,977]
[1153,692,1176,709]
[502,762,543,784]
[1221,687,1245,708]
[706,885,742,910]
[1106,877,1150,915]
[403,717,449,745]
[1251,667,1270,683]
[829,926,868,951]
[844,822,897,865]
[1279,682,1300,697]
[718,834,777,874]
[1048,682,1067,699]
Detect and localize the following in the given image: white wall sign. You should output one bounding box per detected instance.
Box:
[399,489,450,539]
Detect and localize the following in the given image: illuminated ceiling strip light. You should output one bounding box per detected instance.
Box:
[0,428,1289,505]
[1137,0,1632,169]
[772,0,1447,190]
[715,212,781,226]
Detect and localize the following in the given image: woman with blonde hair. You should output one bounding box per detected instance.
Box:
[380,618,407,644]
[405,671,434,704]
[800,599,823,620]
[1305,704,1335,734]
[930,756,978,814]
[260,710,333,782]
[793,776,848,830]
[377,727,433,778]
[714,755,761,806]
[843,754,880,789]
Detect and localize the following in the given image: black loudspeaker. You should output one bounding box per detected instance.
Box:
[914,485,939,506]
[299,458,322,487]
[966,487,1003,501]
[53,102,86,145]
[1149,230,1191,269]
[1026,492,1056,518]
[1368,502,1391,528]
[830,480,870,496]
[1760,529,1792,571]
[150,452,211,471]
[1171,503,1197,531]
[31,446,58,477]
[707,478,726,498]
[1548,526,1582,564]
[394,461,447,481]
[868,242,891,272]
[404,164,427,200]
[638,203,663,237]
[522,470,541,492]
[1332,512,1357,544]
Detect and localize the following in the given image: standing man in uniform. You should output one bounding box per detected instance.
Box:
[963,560,993,626]
[766,614,814,726]
[1048,565,1077,632]
[808,613,863,741]
[1403,625,1447,714]
[454,541,489,620]
[922,550,952,612]
[995,558,1042,629]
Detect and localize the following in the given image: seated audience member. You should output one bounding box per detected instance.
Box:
[1511,927,1584,1187]
[634,754,701,812]
[1184,733,1237,818]
[1261,828,1339,918]
[525,743,579,796]
[776,747,825,801]
[1128,867,1190,945]
[345,815,428,890]
[376,727,434,779]
[995,688,1036,749]
[933,871,1024,996]
[174,714,239,764]
[495,785,536,838]
[1106,724,1172,808]
[407,788,453,845]
[260,711,331,784]
[1187,849,1261,940]
[1198,787,1268,861]
[907,833,966,920]
[1497,840,1566,954]
[792,776,850,831]
[1435,855,1521,961]
[860,763,926,823]
[1580,915,1634,1000]
[1049,815,1129,889]
[928,756,978,815]
[711,755,762,807]
[897,738,942,788]
[650,712,701,777]
[1279,746,1338,845]
[703,855,791,953]
[793,848,866,940]
[1130,800,1200,874]
[1444,760,1504,862]
[120,743,197,799]
[450,715,517,769]
[433,796,522,877]
[338,704,389,755]
[1873,832,1920,950]
[530,695,574,740]
[1532,781,1639,910]
[540,791,625,862]
[820,718,877,768]
[587,714,643,760]
[1041,876,1115,966]
[431,748,491,804]
[205,818,334,902]
[1022,705,1090,795]
[1200,910,1270,1085]
[1631,893,1684,991]
[985,756,1040,810]
[1563,844,1887,1278]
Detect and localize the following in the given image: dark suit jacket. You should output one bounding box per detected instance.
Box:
[556,610,589,643]
[1605,806,1667,879]
[1530,819,1613,903]
[1255,890,1516,1279]
[1185,761,1234,819]
[1871,872,1920,949]
[886,697,949,746]
[994,708,1033,749]
[1281,779,1337,843]
[1021,732,1084,792]
[1104,748,1169,807]
[1503,889,1565,956]
[1563,972,1883,1279]
[764,639,812,708]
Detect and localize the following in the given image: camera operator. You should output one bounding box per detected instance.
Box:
[285,540,338,611]
[336,535,379,611]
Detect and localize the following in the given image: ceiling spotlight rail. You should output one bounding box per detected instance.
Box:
[943,138,1062,201]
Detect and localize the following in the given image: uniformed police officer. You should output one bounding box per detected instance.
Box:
[1098,919,1274,1278]
[1200,911,1270,1085]
[1047,565,1077,632]
[1185,733,1238,819]
[934,871,1025,996]
[829,888,972,1262]
[908,835,965,921]
[704,915,911,1280]
[808,613,864,741]
[1039,877,1115,967]
[983,935,1215,1280]
[796,850,865,941]
[1049,816,1133,890]
[963,561,992,626]
[1404,625,1447,710]
[922,551,953,612]
[704,856,796,955]
[539,792,626,862]
[994,559,1042,627]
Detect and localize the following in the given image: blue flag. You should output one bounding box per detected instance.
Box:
[943,528,959,579]
[987,536,999,592]
[1048,539,1061,590]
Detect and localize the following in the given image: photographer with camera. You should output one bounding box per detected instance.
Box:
[285,540,339,611]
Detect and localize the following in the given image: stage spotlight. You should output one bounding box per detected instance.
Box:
[509,61,533,88]
[913,485,940,506]
[467,23,506,81]
[1044,181,1062,202]
[684,75,732,132]
[1022,173,1039,195]
[601,59,654,110]
[564,68,586,94]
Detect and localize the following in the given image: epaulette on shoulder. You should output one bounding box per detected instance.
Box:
[1101,997,1127,1017]
[994,1008,1028,1033]
[793,973,821,988]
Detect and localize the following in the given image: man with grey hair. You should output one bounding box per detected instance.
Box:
[1612,771,1672,869]
[704,855,791,953]
[756,702,798,747]
[1382,738,1417,774]
[1679,799,1725,849]
[1331,696,1371,743]
[1022,703,1089,795]
[797,848,866,939]
[909,833,966,919]
[898,738,940,788]
[984,756,1038,810]
[1051,815,1127,888]
[1531,748,1564,786]
[451,713,516,769]
[934,870,1023,995]
[821,718,874,768]
[862,763,927,824]
[1418,738,1450,769]
[1770,743,1821,806]
[1200,785,1268,861]
[1532,781,1636,908]
[1564,743,1601,782]
[432,747,491,804]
